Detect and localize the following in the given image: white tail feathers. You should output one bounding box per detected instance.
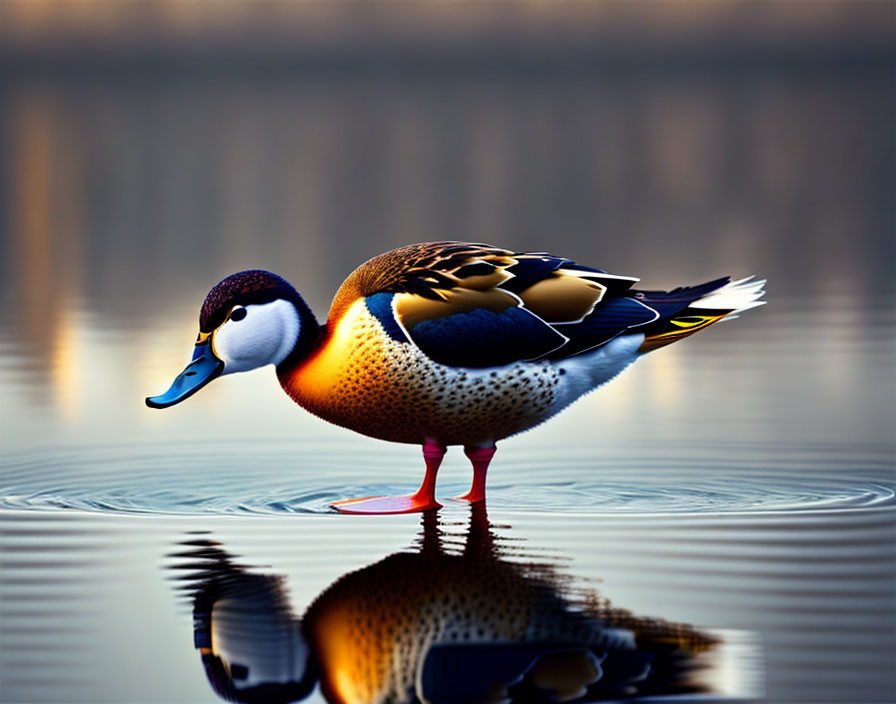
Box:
[689,276,766,314]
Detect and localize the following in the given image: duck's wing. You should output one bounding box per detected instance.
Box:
[332,242,678,369]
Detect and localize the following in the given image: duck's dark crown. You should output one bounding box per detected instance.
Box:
[200,270,302,333]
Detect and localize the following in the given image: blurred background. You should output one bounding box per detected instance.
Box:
[0,0,893,453]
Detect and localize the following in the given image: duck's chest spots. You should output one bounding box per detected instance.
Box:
[285,301,564,444]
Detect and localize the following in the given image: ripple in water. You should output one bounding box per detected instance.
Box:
[0,441,893,516]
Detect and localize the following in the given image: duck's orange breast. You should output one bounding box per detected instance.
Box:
[277,298,562,446]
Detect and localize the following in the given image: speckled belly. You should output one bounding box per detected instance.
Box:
[279,300,563,446]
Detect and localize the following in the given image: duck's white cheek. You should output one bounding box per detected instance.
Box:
[215,318,280,374]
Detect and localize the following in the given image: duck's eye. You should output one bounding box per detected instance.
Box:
[230,307,247,322]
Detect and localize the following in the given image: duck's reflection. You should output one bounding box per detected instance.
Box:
[168,505,731,704]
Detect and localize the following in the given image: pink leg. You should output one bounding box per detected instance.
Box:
[454,445,496,503]
[332,439,446,515]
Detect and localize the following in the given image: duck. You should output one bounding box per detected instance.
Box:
[172,505,728,704]
[146,241,765,514]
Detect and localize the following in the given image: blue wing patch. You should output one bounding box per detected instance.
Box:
[368,289,663,366]
[365,293,409,343]
[409,306,567,368]
[366,291,566,366]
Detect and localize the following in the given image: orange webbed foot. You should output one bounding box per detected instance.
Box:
[331,494,442,515]
[331,439,447,515]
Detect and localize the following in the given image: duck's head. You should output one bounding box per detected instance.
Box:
[146,270,316,409]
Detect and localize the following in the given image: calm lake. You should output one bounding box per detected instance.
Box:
[1,42,894,703]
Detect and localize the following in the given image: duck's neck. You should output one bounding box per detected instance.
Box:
[276,293,323,373]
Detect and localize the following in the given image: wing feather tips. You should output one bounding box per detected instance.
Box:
[689,276,767,314]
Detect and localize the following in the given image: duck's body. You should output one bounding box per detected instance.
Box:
[280,242,758,447]
[280,295,639,447]
[147,242,765,513]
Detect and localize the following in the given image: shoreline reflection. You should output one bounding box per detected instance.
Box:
[168,504,758,703]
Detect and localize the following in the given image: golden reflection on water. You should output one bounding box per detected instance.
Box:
[9,89,85,414]
[47,308,80,419]
[169,504,756,704]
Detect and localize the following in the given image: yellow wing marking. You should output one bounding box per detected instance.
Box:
[638,313,728,353]
[654,314,726,337]
[394,286,519,328]
[517,269,606,323]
